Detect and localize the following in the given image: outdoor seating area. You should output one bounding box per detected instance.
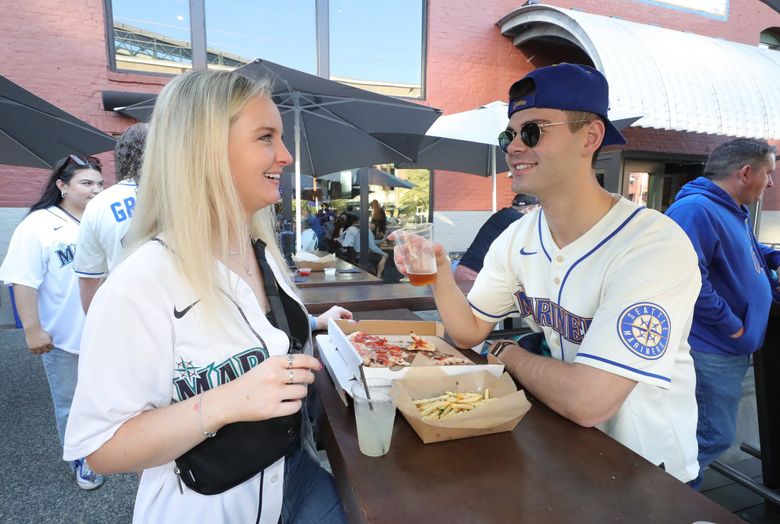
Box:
[3,1,780,523]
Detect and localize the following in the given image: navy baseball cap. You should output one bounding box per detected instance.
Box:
[507,63,627,146]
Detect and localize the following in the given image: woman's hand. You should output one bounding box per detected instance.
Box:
[216,354,322,425]
[24,326,54,354]
[315,306,353,330]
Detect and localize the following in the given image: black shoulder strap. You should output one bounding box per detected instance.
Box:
[252,240,291,337]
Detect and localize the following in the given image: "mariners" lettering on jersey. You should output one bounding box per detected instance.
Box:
[514,288,592,344]
[173,347,269,400]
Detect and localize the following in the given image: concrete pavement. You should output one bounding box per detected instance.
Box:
[0,328,136,523]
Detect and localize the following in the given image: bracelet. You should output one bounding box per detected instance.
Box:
[198,392,217,438]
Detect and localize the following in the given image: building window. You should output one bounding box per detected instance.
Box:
[329,0,425,98]
[204,0,317,73]
[108,0,194,75]
[760,30,780,51]
[106,0,427,98]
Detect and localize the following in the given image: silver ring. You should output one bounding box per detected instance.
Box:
[287,354,294,369]
[287,369,295,384]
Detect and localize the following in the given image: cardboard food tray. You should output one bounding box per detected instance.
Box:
[327,318,504,380]
[292,251,336,271]
[392,367,532,443]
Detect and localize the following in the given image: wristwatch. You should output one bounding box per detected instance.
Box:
[490,340,515,358]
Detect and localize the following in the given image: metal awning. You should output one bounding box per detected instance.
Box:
[498,5,780,140]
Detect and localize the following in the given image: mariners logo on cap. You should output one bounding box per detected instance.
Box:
[617,302,670,360]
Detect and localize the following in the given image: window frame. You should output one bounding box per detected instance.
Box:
[103,0,429,99]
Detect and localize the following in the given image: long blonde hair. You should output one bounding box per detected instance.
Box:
[125,69,290,314]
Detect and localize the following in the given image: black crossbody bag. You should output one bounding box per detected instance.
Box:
[174,240,310,495]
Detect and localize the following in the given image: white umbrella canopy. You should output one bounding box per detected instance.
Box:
[407,101,508,212]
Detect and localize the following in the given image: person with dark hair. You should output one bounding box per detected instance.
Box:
[370,199,387,239]
[75,123,148,311]
[454,194,539,281]
[0,154,104,489]
[392,63,702,483]
[666,138,778,489]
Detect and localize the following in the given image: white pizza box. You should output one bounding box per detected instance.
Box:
[327,318,504,381]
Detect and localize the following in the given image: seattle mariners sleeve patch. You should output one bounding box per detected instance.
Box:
[617,302,671,360]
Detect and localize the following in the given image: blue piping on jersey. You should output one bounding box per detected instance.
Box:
[468,300,515,320]
[116,182,137,187]
[537,212,552,262]
[74,270,106,276]
[557,206,645,359]
[577,352,671,383]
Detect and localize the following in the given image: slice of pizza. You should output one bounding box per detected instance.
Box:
[407,331,437,352]
[429,350,472,366]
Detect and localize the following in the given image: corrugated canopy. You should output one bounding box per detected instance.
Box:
[498,5,780,140]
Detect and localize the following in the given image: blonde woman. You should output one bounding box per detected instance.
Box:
[64,70,348,522]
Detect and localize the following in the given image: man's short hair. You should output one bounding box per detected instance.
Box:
[115,123,148,182]
[703,139,776,181]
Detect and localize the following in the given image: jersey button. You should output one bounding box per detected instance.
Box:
[270,474,279,483]
[553,277,561,285]
[556,256,564,263]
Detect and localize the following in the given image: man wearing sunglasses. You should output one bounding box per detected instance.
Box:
[402,63,702,483]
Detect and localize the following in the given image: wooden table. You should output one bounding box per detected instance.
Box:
[299,280,473,314]
[295,259,382,288]
[314,309,742,524]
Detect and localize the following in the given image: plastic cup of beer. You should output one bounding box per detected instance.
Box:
[394,222,437,286]
[351,378,396,457]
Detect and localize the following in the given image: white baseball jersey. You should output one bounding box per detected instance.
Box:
[0,206,85,354]
[468,196,701,482]
[74,181,137,277]
[64,240,305,523]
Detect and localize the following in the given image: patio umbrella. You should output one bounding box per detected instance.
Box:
[236,59,441,252]
[317,167,415,189]
[0,75,116,169]
[112,59,441,251]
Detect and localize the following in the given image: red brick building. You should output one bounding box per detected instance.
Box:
[1,0,779,260]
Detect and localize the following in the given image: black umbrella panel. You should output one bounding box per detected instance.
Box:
[0,75,115,169]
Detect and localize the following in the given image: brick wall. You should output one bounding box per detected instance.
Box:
[0,0,167,207]
[424,0,529,211]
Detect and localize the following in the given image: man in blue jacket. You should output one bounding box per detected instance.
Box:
[666,138,778,488]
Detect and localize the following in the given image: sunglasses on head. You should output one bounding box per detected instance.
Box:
[497,120,590,153]
[62,154,102,172]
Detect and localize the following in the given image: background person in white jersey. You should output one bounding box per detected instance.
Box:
[0,154,105,490]
[74,122,147,312]
[64,70,347,523]
[392,63,702,482]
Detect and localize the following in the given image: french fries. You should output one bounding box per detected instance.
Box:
[412,390,495,421]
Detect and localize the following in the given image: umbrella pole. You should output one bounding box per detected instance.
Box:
[491,146,497,213]
[294,104,303,254]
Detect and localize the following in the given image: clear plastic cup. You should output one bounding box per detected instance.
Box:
[351,378,396,457]
[393,223,436,286]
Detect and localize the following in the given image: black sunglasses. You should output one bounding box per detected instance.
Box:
[498,120,590,153]
[61,154,102,172]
